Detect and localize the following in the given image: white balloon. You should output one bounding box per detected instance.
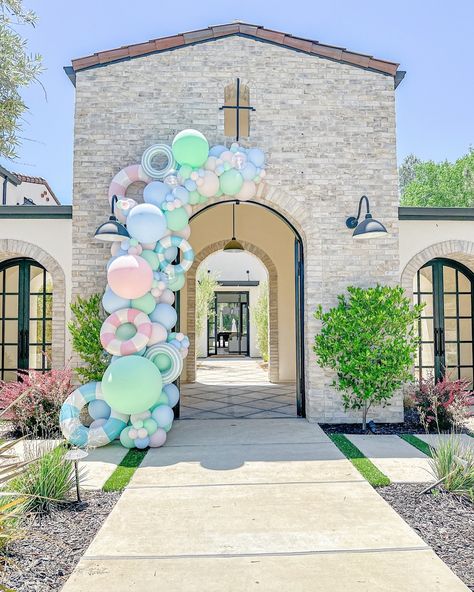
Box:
[159,289,175,305]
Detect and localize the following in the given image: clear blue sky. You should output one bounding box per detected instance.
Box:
[1,0,473,204]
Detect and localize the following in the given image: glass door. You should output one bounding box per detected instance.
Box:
[209,291,249,356]
[414,258,474,383]
[0,258,52,380]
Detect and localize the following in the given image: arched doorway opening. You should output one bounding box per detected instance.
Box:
[0,257,53,380]
[177,199,305,418]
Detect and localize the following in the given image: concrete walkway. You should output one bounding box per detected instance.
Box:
[346,434,433,482]
[62,419,468,591]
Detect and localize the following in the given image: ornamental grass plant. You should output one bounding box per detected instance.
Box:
[429,435,474,501]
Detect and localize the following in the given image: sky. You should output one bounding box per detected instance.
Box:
[1,0,473,205]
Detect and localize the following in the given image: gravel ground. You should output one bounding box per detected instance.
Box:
[2,491,120,592]
[379,483,474,590]
[320,409,426,434]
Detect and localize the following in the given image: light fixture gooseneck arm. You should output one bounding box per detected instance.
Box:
[110,194,118,217]
[346,195,371,229]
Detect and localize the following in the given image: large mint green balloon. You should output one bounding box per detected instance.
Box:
[102,356,162,415]
[172,129,209,168]
[165,207,189,231]
[219,169,243,196]
[131,292,156,314]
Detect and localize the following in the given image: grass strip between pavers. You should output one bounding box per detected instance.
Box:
[329,434,390,487]
[399,434,433,457]
[102,448,148,492]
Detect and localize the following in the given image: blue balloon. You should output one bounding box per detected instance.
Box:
[102,286,131,314]
[126,203,167,244]
[164,246,178,261]
[247,148,265,168]
[149,303,177,330]
[184,179,197,191]
[209,145,226,157]
[143,181,170,208]
[241,162,257,181]
[163,383,179,407]
[88,399,111,420]
[173,186,189,204]
[134,437,150,449]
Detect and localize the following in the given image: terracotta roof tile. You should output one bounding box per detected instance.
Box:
[13,173,60,204]
[69,22,400,79]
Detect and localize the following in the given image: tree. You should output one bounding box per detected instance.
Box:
[399,149,474,207]
[196,271,218,354]
[253,281,269,362]
[0,0,42,159]
[313,285,422,430]
[68,294,110,383]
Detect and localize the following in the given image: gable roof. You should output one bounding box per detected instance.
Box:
[66,22,403,86]
[11,173,61,205]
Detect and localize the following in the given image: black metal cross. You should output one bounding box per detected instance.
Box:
[219,78,255,141]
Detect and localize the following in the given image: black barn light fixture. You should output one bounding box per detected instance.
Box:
[94,194,130,242]
[223,202,244,252]
[346,195,387,239]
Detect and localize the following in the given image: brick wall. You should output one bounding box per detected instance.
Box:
[72,35,401,423]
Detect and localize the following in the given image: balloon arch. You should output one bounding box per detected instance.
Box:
[60,130,267,450]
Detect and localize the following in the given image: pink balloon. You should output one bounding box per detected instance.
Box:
[107,255,153,299]
[236,180,256,201]
[158,289,175,305]
[148,322,168,346]
[197,170,219,198]
[149,427,167,448]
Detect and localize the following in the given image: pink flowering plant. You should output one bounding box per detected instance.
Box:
[409,374,474,432]
[0,368,73,437]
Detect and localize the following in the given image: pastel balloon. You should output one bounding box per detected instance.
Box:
[102,287,131,314]
[197,170,219,198]
[163,383,179,407]
[173,186,189,205]
[241,162,257,181]
[165,207,189,231]
[107,255,153,299]
[164,246,178,262]
[219,169,243,195]
[88,399,112,420]
[131,292,156,314]
[143,417,158,435]
[149,428,167,448]
[188,190,200,205]
[168,273,185,292]
[209,145,226,158]
[148,322,168,346]
[141,249,160,270]
[220,150,234,163]
[89,418,107,429]
[177,164,193,182]
[143,181,170,208]
[111,242,125,257]
[247,148,265,167]
[172,129,209,168]
[134,437,150,449]
[236,180,257,201]
[175,225,191,240]
[126,203,167,244]
[150,303,177,330]
[119,427,136,448]
[102,355,162,415]
[159,289,175,305]
[151,405,174,428]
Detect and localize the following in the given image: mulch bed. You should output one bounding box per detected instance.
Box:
[379,483,474,590]
[2,491,120,592]
[320,409,426,434]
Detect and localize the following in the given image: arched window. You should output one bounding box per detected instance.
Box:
[413,258,474,383]
[0,258,53,381]
[223,79,251,139]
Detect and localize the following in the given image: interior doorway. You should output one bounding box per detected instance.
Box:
[208,291,249,356]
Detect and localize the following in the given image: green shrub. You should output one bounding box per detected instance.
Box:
[68,294,110,382]
[314,285,423,430]
[196,271,218,356]
[13,444,75,514]
[429,436,474,500]
[253,282,269,362]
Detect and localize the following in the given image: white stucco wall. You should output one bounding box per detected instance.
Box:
[6,180,59,205]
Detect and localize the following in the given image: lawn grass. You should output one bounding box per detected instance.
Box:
[329,434,390,487]
[102,448,148,492]
[399,434,433,457]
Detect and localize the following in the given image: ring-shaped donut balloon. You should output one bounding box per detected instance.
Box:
[100,308,152,356]
[108,164,151,205]
[155,235,194,276]
[59,382,129,447]
[141,144,176,179]
[145,342,183,384]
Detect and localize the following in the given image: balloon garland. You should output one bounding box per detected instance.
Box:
[60,129,266,449]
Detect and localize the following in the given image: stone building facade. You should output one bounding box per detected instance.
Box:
[70,24,402,423]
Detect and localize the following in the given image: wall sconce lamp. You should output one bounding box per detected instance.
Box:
[346,195,387,239]
[94,195,130,242]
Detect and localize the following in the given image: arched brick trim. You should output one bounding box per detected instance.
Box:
[401,240,474,300]
[0,239,67,369]
[185,239,280,383]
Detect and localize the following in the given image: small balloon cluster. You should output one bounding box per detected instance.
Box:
[59,129,266,450]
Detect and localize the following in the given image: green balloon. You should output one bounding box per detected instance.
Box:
[152,392,169,408]
[141,249,159,271]
[178,164,193,180]
[143,417,158,436]
[220,169,243,196]
[131,292,156,314]
[165,207,189,231]
[168,273,185,292]
[119,426,135,448]
[172,129,209,168]
[116,322,136,340]
[154,352,171,372]
[188,190,200,205]
[102,356,162,415]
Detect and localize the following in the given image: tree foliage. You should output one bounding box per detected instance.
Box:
[399,149,474,207]
[0,0,42,159]
[253,281,269,362]
[196,271,218,350]
[314,285,423,429]
[68,294,110,383]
